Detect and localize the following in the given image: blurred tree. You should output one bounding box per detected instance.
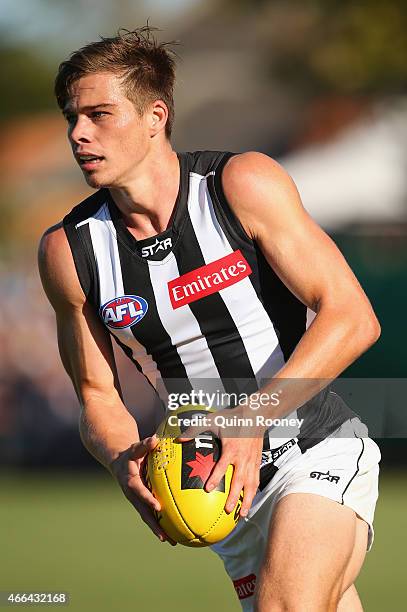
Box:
[0,0,163,122]
[0,46,55,121]
[223,0,407,96]
[334,229,407,377]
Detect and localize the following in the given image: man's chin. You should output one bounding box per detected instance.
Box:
[83,171,110,189]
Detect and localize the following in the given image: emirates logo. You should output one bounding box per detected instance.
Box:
[168,250,252,309]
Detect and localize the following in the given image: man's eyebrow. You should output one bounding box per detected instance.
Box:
[63,103,116,115]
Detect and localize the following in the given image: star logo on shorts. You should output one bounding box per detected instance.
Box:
[309,470,341,484]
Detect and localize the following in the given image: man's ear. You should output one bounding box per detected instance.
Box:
[150,100,168,136]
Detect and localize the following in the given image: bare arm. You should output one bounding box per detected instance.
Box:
[38,223,137,469]
[38,224,170,542]
[222,152,380,408]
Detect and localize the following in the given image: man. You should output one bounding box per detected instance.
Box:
[38,27,381,611]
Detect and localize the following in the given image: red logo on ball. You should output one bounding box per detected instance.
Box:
[186,452,216,484]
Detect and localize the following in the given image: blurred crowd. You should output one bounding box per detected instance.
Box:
[0,263,164,468]
[0,265,81,466]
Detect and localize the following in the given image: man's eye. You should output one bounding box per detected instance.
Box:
[91,111,108,120]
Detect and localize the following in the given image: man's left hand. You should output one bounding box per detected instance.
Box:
[177,406,264,518]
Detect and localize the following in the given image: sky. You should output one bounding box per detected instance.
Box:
[0,0,198,53]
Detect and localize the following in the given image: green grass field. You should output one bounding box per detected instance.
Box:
[0,468,405,611]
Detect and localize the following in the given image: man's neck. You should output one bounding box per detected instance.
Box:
[109,143,180,240]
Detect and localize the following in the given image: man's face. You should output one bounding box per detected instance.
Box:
[64,72,150,189]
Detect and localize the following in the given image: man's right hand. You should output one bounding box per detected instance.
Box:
[110,435,176,545]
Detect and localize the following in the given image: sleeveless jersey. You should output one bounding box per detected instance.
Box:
[63,150,355,475]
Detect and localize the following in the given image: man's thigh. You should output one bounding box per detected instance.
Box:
[254,493,368,612]
[211,426,379,611]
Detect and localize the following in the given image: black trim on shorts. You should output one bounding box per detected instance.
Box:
[341,437,365,505]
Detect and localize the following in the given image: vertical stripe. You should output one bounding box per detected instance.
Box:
[88,203,165,393]
[191,172,300,448]
[64,189,108,303]
[174,184,258,397]
[148,255,227,400]
[253,244,307,362]
[208,166,307,361]
[188,173,285,384]
[76,223,100,305]
[87,204,123,302]
[114,238,193,398]
[341,437,364,504]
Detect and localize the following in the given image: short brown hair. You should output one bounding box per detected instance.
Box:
[54,26,177,138]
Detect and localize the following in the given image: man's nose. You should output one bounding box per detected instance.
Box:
[69,116,92,144]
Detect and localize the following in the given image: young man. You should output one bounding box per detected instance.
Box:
[38,28,381,611]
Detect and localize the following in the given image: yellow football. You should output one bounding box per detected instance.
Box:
[146,405,243,547]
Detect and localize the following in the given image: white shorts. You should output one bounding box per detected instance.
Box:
[211,418,381,611]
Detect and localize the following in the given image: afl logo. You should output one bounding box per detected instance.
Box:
[101,295,148,329]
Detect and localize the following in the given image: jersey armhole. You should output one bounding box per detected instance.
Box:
[210,152,255,249]
[63,217,98,305]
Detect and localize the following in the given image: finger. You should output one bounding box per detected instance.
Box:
[127,474,162,512]
[164,535,178,547]
[205,455,230,492]
[176,420,216,443]
[145,434,159,450]
[239,484,257,518]
[136,502,168,542]
[136,501,177,546]
[225,471,245,514]
[130,435,160,460]
[239,470,260,517]
[176,426,206,442]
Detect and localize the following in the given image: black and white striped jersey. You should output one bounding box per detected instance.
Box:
[63,150,355,456]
